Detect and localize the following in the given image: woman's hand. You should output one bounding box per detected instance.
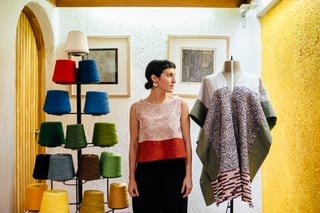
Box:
[128,179,140,197]
[181,175,192,198]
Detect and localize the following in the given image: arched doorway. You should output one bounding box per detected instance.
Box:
[15,6,46,213]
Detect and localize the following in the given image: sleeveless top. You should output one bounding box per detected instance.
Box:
[135,95,187,162]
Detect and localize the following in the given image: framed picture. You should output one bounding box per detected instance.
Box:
[88,48,118,84]
[168,35,230,97]
[71,36,130,97]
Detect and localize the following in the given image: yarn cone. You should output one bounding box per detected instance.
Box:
[100,151,122,178]
[108,182,129,209]
[52,59,77,84]
[92,122,118,147]
[40,190,70,213]
[65,124,87,149]
[77,154,101,181]
[43,90,71,115]
[38,122,65,147]
[47,153,75,181]
[78,60,101,84]
[25,183,48,211]
[84,91,110,115]
[80,190,105,213]
[33,154,51,180]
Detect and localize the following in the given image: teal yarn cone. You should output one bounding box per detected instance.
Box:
[92,122,118,147]
[38,122,65,147]
[100,151,122,178]
[65,124,87,149]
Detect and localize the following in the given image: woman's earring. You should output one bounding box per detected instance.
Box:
[153,82,158,87]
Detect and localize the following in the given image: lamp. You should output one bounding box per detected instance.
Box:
[65,30,89,56]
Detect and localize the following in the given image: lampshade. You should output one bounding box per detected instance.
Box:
[65,30,89,55]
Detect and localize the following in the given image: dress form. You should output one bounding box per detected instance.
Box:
[222,59,241,212]
[222,60,241,91]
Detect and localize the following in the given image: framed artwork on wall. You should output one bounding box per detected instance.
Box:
[88,48,118,84]
[167,35,230,97]
[71,36,130,97]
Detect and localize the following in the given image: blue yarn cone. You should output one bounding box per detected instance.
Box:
[78,60,101,84]
[84,91,110,115]
[43,90,71,115]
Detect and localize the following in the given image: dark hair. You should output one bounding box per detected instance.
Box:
[144,59,176,89]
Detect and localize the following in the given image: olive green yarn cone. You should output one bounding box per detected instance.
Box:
[92,122,118,147]
[65,124,87,149]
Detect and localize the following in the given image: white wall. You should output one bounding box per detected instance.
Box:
[0,1,263,212]
[0,1,55,213]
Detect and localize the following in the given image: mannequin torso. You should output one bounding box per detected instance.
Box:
[222,60,241,90]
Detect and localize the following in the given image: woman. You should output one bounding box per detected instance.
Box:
[128,59,192,213]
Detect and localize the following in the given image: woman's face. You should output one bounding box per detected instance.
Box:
[157,68,176,93]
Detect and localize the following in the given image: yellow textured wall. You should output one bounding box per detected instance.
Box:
[261,0,320,212]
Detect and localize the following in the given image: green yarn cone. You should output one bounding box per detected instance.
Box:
[38,122,65,147]
[65,124,87,149]
[100,151,122,178]
[92,122,118,147]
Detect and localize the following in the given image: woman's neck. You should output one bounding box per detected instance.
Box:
[146,90,168,104]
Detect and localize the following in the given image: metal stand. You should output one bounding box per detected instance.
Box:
[227,55,234,213]
[227,199,234,213]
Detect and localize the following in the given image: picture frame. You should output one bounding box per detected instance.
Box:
[71,36,130,97]
[167,35,230,97]
[88,48,118,84]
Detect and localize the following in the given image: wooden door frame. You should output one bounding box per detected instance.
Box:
[22,6,46,122]
[15,6,46,213]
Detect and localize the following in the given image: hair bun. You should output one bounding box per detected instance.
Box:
[144,82,152,89]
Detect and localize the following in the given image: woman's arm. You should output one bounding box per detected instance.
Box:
[180,99,193,198]
[128,103,140,197]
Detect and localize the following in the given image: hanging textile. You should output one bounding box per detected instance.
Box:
[190,71,277,207]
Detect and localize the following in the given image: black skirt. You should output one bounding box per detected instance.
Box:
[133,158,188,213]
